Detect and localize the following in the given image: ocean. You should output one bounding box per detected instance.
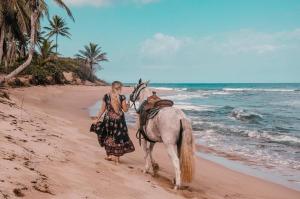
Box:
[90,83,300,190]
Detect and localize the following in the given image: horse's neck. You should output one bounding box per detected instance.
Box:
[139,88,152,103]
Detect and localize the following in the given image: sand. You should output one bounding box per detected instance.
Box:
[0,85,299,199]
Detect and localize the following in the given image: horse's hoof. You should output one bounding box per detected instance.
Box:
[173,185,179,190]
[143,169,150,174]
[152,163,159,171]
[152,172,158,177]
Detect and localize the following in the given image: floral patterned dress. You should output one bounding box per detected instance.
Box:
[96,93,135,157]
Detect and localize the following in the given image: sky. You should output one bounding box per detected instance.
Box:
[44,0,300,83]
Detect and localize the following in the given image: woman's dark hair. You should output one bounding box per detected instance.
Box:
[112,81,123,87]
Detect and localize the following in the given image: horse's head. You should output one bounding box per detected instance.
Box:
[129,78,150,103]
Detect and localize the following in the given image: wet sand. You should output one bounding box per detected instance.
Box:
[0,85,299,198]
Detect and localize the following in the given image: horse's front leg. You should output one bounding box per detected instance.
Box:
[142,139,151,174]
[166,144,181,190]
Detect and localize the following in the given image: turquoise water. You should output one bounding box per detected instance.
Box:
[145,83,300,189]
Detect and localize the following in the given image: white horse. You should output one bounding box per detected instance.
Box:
[129,79,194,189]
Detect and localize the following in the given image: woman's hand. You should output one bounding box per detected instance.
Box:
[96,115,102,123]
[127,101,131,109]
[92,117,98,124]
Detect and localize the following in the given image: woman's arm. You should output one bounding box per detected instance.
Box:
[121,97,130,112]
[97,100,106,121]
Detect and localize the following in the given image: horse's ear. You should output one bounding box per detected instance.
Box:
[138,78,142,84]
[145,80,150,86]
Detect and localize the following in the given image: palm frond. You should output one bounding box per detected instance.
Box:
[53,0,75,21]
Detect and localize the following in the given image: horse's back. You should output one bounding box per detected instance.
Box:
[158,106,187,121]
[153,106,187,144]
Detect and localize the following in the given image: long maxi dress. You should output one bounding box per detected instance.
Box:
[96,93,135,157]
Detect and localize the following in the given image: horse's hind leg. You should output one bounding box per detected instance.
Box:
[165,144,181,190]
[149,143,159,175]
[142,140,151,173]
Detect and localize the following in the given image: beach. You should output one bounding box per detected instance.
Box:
[0,85,299,199]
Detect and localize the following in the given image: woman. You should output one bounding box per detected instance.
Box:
[95,81,135,164]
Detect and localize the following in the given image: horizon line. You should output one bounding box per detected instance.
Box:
[122,82,300,84]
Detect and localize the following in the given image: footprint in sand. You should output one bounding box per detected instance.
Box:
[4,135,12,140]
[32,180,53,195]
[3,154,16,161]
[10,120,17,125]
[13,186,28,197]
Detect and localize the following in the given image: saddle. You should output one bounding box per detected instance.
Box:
[137,91,174,145]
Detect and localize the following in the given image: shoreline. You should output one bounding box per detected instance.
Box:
[196,144,300,191]
[1,85,299,198]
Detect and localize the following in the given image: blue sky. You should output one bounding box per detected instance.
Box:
[45,0,300,83]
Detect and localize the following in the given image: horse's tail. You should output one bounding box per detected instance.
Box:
[178,118,194,183]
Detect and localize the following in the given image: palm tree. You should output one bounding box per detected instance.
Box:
[0,0,31,65]
[44,15,71,53]
[1,0,74,83]
[75,43,108,79]
[37,38,57,65]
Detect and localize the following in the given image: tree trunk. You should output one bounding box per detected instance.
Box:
[9,40,16,66]
[55,34,58,54]
[0,26,5,65]
[6,41,13,66]
[2,10,38,82]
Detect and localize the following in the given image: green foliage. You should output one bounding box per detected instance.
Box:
[26,64,51,85]
[75,42,108,72]
[0,0,109,86]
[44,15,71,53]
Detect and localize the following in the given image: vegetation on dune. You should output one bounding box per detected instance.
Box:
[0,0,108,86]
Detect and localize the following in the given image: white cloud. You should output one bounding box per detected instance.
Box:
[140,29,300,60]
[140,33,186,58]
[64,0,158,7]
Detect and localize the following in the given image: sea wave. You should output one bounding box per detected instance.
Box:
[230,109,263,123]
[246,131,300,145]
[150,87,174,91]
[163,90,231,100]
[271,100,300,108]
[193,120,300,147]
[163,93,207,100]
[223,88,296,92]
[175,103,216,111]
[150,86,189,91]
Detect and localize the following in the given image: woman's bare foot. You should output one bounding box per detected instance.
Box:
[105,156,113,161]
[115,156,120,165]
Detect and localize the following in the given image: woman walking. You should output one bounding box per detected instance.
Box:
[95,81,135,164]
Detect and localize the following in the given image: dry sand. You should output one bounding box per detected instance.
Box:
[0,85,299,199]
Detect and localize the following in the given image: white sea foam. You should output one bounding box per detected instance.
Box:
[271,100,300,108]
[175,103,215,111]
[194,120,300,145]
[150,87,174,91]
[223,88,296,92]
[211,91,230,95]
[247,131,300,144]
[151,86,188,91]
[163,93,206,100]
[231,108,263,122]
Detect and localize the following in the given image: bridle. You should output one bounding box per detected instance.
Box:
[129,82,147,113]
[129,81,155,145]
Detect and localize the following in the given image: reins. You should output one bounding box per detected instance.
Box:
[129,83,156,145]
